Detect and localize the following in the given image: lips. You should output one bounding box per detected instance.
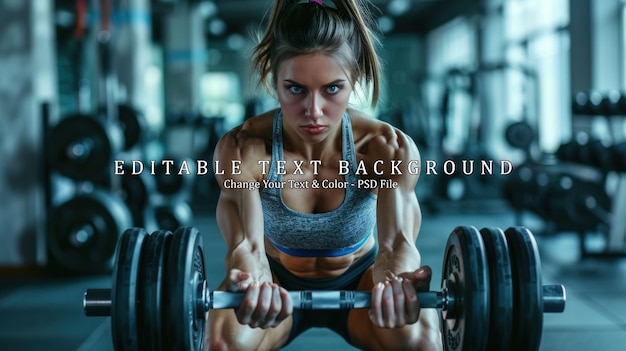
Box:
[300,124,328,135]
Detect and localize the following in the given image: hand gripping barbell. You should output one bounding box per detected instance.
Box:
[83,226,566,351]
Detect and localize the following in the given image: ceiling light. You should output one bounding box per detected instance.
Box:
[387,0,411,16]
[378,16,395,33]
[207,18,226,36]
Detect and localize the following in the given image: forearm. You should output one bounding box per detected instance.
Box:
[373,235,421,283]
[224,240,273,282]
[373,178,422,283]
[215,189,272,284]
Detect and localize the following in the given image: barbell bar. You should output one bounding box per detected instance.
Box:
[84,284,565,315]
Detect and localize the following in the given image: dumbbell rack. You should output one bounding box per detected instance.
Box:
[565,90,626,259]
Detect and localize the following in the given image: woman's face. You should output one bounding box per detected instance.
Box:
[276,53,353,144]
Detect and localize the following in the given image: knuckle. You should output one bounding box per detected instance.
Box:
[409,310,420,323]
[382,293,394,307]
[393,287,404,300]
[236,311,250,325]
[239,299,256,315]
[258,298,271,313]
[268,303,281,317]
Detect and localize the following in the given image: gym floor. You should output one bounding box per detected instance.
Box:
[0,201,625,351]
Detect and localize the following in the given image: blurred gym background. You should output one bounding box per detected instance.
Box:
[0,0,625,350]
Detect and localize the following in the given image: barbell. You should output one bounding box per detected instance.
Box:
[83,226,566,351]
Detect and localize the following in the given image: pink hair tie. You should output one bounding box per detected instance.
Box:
[296,0,337,9]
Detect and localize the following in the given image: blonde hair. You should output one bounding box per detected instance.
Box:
[251,0,382,106]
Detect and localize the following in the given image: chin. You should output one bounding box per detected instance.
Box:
[303,135,327,144]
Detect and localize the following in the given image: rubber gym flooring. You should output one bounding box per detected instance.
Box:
[0,201,625,351]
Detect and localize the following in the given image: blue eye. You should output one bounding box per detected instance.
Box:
[288,85,303,94]
[326,85,340,94]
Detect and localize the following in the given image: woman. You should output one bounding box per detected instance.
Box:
[207,0,442,350]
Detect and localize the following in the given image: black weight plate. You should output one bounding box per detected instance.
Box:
[154,162,185,195]
[154,158,195,196]
[537,174,572,226]
[586,90,604,115]
[155,201,194,232]
[139,230,172,351]
[119,163,156,210]
[555,140,579,163]
[502,164,534,210]
[572,91,589,115]
[587,139,612,170]
[118,104,147,150]
[142,201,195,233]
[441,226,489,351]
[48,114,124,181]
[504,227,543,351]
[612,142,626,172]
[479,227,513,351]
[111,227,149,351]
[505,121,534,150]
[128,204,145,228]
[47,189,133,273]
[602,90,626,116]
[531,169,568,221]
[165,227,206,351]
[563,179,611,231]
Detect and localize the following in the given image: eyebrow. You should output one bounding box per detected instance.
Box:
[282,79,346,86]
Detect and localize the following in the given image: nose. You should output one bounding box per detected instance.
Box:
[305,92,323,118]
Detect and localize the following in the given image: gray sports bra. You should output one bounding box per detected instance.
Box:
[260,110,377,257]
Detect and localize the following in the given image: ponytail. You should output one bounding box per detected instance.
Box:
[335,0,382,105]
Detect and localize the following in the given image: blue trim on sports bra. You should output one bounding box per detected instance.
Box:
[268,232,372,257]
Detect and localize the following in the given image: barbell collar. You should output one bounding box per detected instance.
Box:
[543,284,566,313]
[84,289,112,317]
[440,278,456,320]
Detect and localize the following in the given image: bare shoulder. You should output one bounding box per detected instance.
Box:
[214,110,276,180]
[349,108,420,164]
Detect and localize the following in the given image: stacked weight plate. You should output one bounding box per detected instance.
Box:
[109,227,206,351]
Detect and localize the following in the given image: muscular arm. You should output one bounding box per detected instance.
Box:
[370,127,423,283]
[208,122,293,337]
[350,117,442,351]
[214,130,273,285]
